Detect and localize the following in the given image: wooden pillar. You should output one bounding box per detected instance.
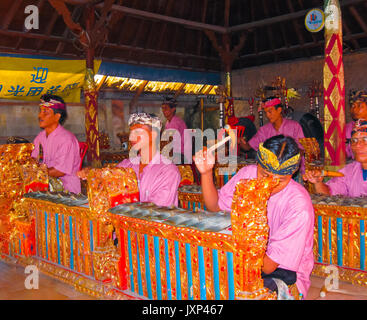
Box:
[84,5,101,167]
[323,0,346,169]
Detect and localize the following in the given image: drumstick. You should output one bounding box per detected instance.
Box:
[322,170,344,177]
[207,125,237,154]
[207,136,231,154]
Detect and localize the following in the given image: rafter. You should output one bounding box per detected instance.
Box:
[36,11,59,50]
[97,3,227,34]
[155,0,175,52]
[349,5,367,33]
[343,19,360,50]
[196,0,208,56]
[1,0,23,29]
[238,31,367,60]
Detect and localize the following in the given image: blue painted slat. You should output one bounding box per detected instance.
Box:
[164,239,172,300]
[69,216,73,270]
[226,252,235,300]
[55,213,61,265]
[212,249,220,299]
[185,243,193,300]
[154,237,162,300]
[144,234,152,299]
[135,233,143,296]
[336,218,343,266]
[197,246,206,300]
[360,220,366,271]
[318,216,323,263]
[45,212,48,260]
[174,241,182,300]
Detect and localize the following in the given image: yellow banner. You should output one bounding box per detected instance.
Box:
[0,57,101,103]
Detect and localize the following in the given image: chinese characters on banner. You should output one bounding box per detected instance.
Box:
[0,57,101,103]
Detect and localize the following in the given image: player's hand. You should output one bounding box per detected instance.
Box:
[193,148,215,175]
[77,168,90,180]
[303,170,323,184]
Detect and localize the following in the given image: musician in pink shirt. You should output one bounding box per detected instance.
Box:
[194,135,314,298]
[345,120,355,159]
[239,97,304,151]
[31,94,81,194]
[304,119,367,197]
[117,112,181,207]
[161,98,188,163]
[240,97,305,175]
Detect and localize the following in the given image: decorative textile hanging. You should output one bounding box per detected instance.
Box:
[323,0,346,167]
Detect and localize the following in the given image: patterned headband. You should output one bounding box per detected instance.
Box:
[350,90,367,104]
[40,99,66,111]
[352,119,367,136]
[263,98,282,108]
[128,112,162,130]
[256,142,300,176]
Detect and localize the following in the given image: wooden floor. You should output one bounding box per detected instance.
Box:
[0,260,366,300]
[0,260,95,300]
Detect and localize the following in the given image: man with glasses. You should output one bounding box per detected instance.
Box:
[345,90,367,159]
[304,119,367,197]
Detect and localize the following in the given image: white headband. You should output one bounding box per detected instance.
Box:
[128,112,162,130]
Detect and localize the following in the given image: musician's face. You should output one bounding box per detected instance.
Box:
[38,105,60,129]
[351,101,367,121]
[162,104,175,120]
[351,131,367,164]
[257,164,292,195]
[264,106,283,124]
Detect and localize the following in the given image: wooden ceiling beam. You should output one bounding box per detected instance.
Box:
[102,41,220,62]
[239,31,367,60]
[348,5,367,34]
[55,6,82,54]
[196,0,208,56]
[224,0,230,27]
[96,3,227,34]
[229,0,367,33]
[1,0,23,29]
[262,0,276,55]
[36,11,59,50]
[156,0,175,52]
[343,19,360,50]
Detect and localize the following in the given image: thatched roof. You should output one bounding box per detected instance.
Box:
[0,0,366,74]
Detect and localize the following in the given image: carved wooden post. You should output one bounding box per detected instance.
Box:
[204,30,246,125]
[231,177,278,300]
[84,5,101,167]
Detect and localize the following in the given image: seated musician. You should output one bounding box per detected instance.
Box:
[346,90,367,159]
[31,94,81,194]
[161,97,188,163]
[110,112,181,208]
[304,119,367,197]
[79,113,181,206]
[194,135,314,298]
